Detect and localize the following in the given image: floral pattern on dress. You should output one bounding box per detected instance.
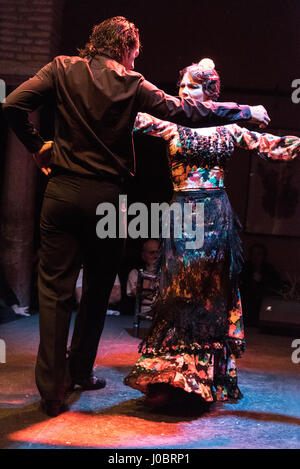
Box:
[134,113,300,191]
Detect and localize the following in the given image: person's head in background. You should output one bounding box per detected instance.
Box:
[141,239,159,270]
[178,58,220,103]
[249,243,268,268]
[78,16,140,70]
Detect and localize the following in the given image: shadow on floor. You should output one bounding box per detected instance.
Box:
[218,409,300,426]
[73,396,300,427]
[0,391,82,449]
[2,392,300,449]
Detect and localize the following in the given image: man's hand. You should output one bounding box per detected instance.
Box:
[248,105,270,129]
[32,140,53,175]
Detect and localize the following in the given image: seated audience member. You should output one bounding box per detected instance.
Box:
[127,239,159,317]
[75,268,121,315]
[106,274,122,315]
[240,243,281,326]
[0,265,30,317]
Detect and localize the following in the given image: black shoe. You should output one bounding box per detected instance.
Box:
[40,399,67,417]
[72,374,106,391]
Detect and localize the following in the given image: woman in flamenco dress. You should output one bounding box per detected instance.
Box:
[124,58,300,408]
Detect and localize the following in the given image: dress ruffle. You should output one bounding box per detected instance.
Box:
[124,345,243,402]
[139,189,244,351]
[125,189,245,403]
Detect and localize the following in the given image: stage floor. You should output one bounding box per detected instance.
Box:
[0,314,299,449]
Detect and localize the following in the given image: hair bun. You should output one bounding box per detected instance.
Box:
[198,58,215,70]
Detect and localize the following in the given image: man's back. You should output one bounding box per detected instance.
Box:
[38,54,143,178]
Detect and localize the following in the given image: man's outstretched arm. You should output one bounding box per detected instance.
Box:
[137,78,270,129]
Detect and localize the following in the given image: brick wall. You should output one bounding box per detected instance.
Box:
[0,0,66,85]
[0,0,66,305]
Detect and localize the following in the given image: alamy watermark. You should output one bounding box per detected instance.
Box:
[291,79,300,103]
[96,195,205,249]
[291,339,300,364]
[0,79,6,103]
[0,339,6,364]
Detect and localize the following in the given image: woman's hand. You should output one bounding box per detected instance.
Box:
[249,105,270,128]
[32,140,54,175]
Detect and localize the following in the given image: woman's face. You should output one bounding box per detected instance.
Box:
[178,72,206,102]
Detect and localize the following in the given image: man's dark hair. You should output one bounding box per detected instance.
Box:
[78,16,140,62]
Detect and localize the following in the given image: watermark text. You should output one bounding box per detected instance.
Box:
[291,79,300,103]
[0,79,5,103]
[96,195,205,249]
[291,339,300,364]
[0,339,6,364]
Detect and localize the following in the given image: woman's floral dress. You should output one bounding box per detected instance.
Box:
[124,114,300,402]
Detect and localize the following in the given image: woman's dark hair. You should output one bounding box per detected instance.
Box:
[178,58,220,100]
[78,16,140,62]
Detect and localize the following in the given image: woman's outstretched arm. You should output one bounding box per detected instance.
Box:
[227,124,300,161]
[133,112,177,140]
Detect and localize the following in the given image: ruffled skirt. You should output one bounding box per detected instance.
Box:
[125,189,245,402]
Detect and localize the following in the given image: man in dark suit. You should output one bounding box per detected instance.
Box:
[2,16,270,416]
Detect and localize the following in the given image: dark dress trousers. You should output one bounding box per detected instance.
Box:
[2,53,252,400]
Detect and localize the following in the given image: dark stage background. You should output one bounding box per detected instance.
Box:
[61,0,300,95]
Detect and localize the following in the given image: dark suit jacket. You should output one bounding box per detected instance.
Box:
[2,53,251,179]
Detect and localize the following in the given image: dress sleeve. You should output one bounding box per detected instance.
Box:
[227,124,300,161]
[134,112,177,140]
